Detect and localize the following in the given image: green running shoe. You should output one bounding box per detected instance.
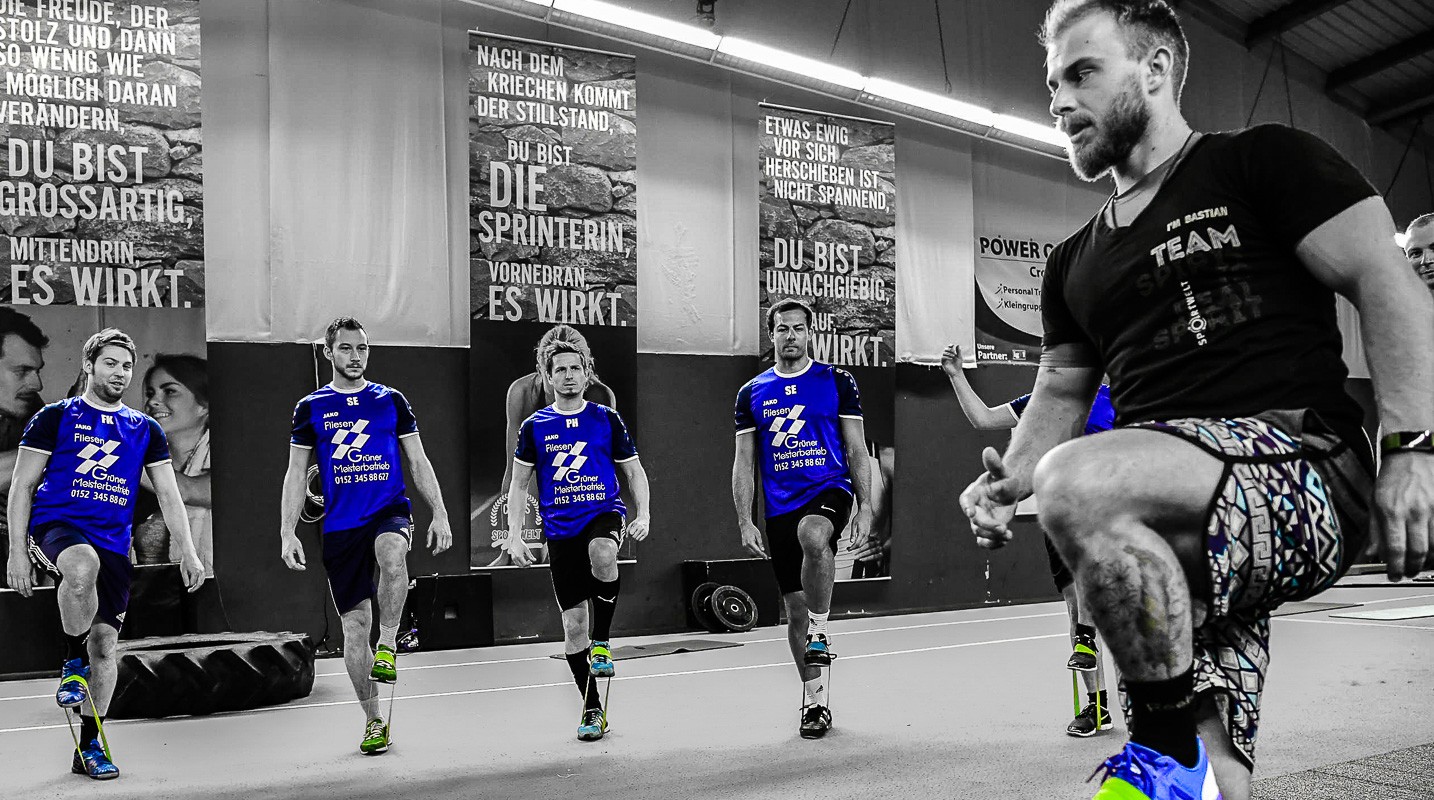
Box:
[360,717,390,754]
[1067,633,1098,672]
[589,641,615,678]
[370,645,397,683]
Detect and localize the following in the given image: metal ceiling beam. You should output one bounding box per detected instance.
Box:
[1326,33,1434,91]
[1245,0,1354,48]
[1368,89,1434,127]
[1172,0,1247,42]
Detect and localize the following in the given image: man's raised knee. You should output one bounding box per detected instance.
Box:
[796,518,833,556]
[57,548,100,589]
[1033,441,1107,542]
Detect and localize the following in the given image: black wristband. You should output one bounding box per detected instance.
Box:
[1380,431,1434,455]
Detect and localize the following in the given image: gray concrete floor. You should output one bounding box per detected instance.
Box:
[2,582,1431,799]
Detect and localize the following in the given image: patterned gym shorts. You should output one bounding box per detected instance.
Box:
[1122,410,1373,767]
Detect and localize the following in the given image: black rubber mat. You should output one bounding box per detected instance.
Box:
[548,639,743,660]
[1270,601,1361,617]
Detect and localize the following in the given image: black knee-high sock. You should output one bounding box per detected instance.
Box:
[564,648,602,710]
[1126,667,1198,768]
[65,630,90,666]
[591,576,620,643]
[79,714,102,745]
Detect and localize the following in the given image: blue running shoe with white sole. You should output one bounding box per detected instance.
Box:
[577,707,607,741]
[56,658,89,709]
[1089,739,1221,799]
[589,641,615,678]
[71,739,119,780]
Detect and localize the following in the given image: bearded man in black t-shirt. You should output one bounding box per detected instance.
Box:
[959,3,1434,800]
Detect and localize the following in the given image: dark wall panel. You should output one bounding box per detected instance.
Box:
[208,342,470,642]
[205,343,1380,646]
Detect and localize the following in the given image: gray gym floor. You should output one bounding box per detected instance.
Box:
[2,581,1431,799]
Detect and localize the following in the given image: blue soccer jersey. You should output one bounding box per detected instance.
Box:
[1009,384,1115,435]
[290,381,418,533]
[734,360,862,518]
[21,396,170,556]
[514,401,637,540]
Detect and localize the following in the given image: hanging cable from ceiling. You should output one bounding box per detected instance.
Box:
[829,0,854,59]
[1385,116,1425,197]
[1244,38,1280,127]
[934,0,952,93]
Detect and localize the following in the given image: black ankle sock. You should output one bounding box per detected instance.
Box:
[590,577,620,643]
[80,715,102,744]
[1126,667,1198,768]
[564,648,602,710]
[1074,624,1097,641]
[1088,690,1109,709]
[64,631,90,665]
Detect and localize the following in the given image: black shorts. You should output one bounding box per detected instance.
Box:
[548,511,624,611]
[766,487,853,595]
[29,522,133,630]
[322,502,412,614]
[1045,534,1074,593]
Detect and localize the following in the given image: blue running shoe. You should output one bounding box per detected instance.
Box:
[589,641,615,678]
[803,633,832,667]
[71,739,119,780]
[1088,739,1221,799]
[56,658,89,709]
[577,707,607,741]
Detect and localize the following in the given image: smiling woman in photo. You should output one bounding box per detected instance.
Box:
[133,354,213,574]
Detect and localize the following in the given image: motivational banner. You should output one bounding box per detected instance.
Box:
[758,103,895,583]
[467,34,638,570]
[974,231,1053,366]
[758,103,894,368]
[469,32,636,327]
[0,1,208,575]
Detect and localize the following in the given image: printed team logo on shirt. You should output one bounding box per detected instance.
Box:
[769,405,806,448]
[75,440,121,476]
[553,441,588,482]
[331,419,370,461]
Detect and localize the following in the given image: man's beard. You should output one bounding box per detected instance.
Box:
[93,381,124,404]
[1066,77,1151,182]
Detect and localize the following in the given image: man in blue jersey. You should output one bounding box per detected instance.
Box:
[5,328,204,780]
[503,338,650,742]
[942,344,1115,737]
[279,317,452,755]
[732,298,874,740]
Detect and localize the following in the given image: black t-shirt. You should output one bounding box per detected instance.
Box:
[1041,124,1376,451]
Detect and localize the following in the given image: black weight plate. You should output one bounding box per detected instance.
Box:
[690,581,723,633]
[710,584,757,632]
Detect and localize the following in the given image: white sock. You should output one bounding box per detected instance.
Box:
[808,610,829,637]
[378,624,398,650]
[804,676,827,707]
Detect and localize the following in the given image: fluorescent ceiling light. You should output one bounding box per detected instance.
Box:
[991,113,1067,149]
[863,77,994,127]
[717,37,866,90]
[553,0,720,50]
[516,0,553,6]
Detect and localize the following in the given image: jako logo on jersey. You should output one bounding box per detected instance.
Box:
[769,405,806,448]
[332,419,371,460]
[553,441,588,482]
[75,440,121,476]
